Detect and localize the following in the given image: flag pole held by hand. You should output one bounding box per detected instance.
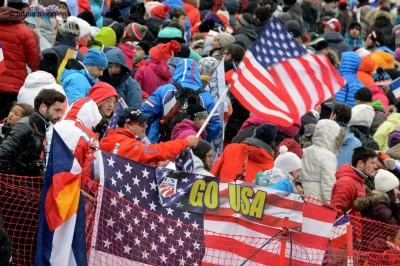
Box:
[196,89,229,138]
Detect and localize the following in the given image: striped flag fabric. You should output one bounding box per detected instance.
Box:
[0,42,5,75]
[231,18,345,127]
[330,211,351,249]
[89,152,336,265]
[34,130,87,266]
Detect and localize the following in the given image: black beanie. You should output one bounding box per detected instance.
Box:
[284,20,302,38]
[136,40,155,55]
[78,10,97,27]
[193,140,212,160]
[253,123,278,146]
[186,97,208,121]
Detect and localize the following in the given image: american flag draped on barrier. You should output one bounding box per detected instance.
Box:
[230,18,345,127]
[88,151,337,265]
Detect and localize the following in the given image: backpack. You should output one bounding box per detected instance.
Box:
[159,82,205,142]
[350,126,379,150]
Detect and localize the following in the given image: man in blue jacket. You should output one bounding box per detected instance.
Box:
[103,48,142,109]
[61,48,108,104]
[142,58,221,143]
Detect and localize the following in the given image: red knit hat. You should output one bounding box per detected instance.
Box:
[88,82,118,104]
[125,23,148,42]
[149,40,181,63]
[150,5,170,20]
[276,138,303,159]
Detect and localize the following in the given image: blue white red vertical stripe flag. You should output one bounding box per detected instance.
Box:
[230,18,345,127]
[390,77,400,101]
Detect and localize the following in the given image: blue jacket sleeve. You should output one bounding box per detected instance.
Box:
[268,179,295,193]
[141,85,168,143]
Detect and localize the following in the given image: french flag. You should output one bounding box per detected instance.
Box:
[0,42,5,75]
[390,77,400,101]
[34,130,87,266]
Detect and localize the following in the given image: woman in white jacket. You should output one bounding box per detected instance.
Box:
[300,119,346,203]
[192,140,215,177]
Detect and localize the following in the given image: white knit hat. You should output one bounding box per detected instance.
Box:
[349,104,375,128]
[67,16,91,39]
[145,1,162,17]
[274,146,302,173]
[375,169,400,193]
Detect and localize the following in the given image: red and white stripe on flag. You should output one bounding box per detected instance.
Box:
[231,52,345,127]
[0,42,5,75]
[229,18,345,127]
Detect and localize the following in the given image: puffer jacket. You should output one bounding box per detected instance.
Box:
[134,59,172,96]
[103,48,142,109]
[100,127,189,164]
[300,120,342,203]
[0,7,39,94]
[142,58,221,143]
[356,56,376,88]
[183,0,200,27]
[234,25,258,50]
[369,85,389,114]
[354,190,400,225]
[0,111,49,176]
[210,137,274,182]
[335,52,365,107]
[371,49,395,69]
[61,68,96,104]
[322,31,349,59]
[331,164,366,216]
[53,97,102,168]
[374,113,400,151]
[170,119,207,140]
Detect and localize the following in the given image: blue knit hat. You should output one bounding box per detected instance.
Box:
[83,49,108,68]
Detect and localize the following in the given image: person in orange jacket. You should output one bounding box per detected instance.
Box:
[100,107,199,165]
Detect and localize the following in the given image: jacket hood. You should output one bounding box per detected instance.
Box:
[354,190,390,211]
[172,58,202,90]
[322,31,344,43]
[147,60,172,81]
[373,10,393,25]
[386,113,400,125]
[358,56,376,75]
[94,26,117,47]
[63,97,102,130]
[171,119,206,140]
[339,52,361,75]
[243,137,273,155]
[312,119,341,153]
[373,48,396,62]
[235,25,258,41]
[0,7,24,23]
[22,70,63,90]
[342,130,357,145]
[387,143,400,160]
[106,48,130,73]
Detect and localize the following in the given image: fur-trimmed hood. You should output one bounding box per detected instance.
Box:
[372,10,393,25]
[354,190,390,212]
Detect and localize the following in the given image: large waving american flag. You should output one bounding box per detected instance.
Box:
[231,18,345,127]
[89,151,336,265]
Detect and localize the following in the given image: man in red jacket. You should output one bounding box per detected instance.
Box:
[331,146,377,216]
[100,107,199,165]
[0,0,40,119]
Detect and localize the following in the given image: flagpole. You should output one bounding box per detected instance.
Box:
[196,89,229,138]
